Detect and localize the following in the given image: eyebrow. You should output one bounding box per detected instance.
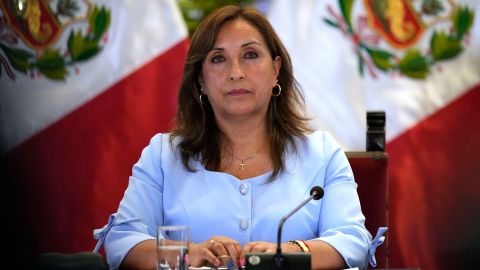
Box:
[211,41,262,51]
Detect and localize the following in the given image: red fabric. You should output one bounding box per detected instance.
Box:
[387,84,480,270]
[1,39,189,269]
[347,152,389,268]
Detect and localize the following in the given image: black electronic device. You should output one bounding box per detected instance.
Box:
[366,111,386,151]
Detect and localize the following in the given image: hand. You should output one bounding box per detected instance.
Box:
[188,236,241,268]
[239,241,303,266]
[238,241,275,266]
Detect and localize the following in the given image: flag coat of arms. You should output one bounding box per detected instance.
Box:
[268,0,479,269]
[0,0,188,268]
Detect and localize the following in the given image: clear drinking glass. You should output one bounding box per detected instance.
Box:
[157,226,189,270]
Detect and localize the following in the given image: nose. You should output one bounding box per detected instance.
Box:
[229,59,245,81]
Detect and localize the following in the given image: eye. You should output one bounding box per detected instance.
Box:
[210,54,225,63]
[244,50,258,59]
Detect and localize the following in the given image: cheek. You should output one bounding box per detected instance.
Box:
[256,80,274,103]
[203,67,227,89]
[255,70,276,92]
[252,62,276,82]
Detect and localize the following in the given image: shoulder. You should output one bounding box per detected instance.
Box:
[146,133,180,150]
[295,130,340,158]
[142,133,170,155]
[307,130,337,146]
[136,133,176,167]
[132,133,188,180]
[286,131,346,175]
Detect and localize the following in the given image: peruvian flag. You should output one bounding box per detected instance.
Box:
[0,0,188,269]
[268,0,480,269]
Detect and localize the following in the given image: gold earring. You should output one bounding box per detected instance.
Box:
[199,92,207,104]
[272,83,282,97]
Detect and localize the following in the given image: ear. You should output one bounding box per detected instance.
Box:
[273,56,281,79]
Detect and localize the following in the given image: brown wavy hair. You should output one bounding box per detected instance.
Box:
[170,5,312,180]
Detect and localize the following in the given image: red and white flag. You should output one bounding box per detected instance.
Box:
[268,0,480,269]
[0,0,188,267]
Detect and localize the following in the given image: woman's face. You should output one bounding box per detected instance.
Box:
[200,19,281,121]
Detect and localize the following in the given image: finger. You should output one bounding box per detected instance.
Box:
[188,242,219,268]
[201,246,222,268]
[229,241,242,255]
[239,241,256,260]
[251,243,267,252]
[210,239,229,257]
[211,239,241,268]
[213,237,241,267]
[209,239,216,250]
[239,242,260,268]
[251,242,274,253]
[216,254,235,268]
[223,241,240,257]
[223,242,241,267]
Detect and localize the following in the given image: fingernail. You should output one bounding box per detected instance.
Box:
[239,258,245,267]
[213,259,221,267]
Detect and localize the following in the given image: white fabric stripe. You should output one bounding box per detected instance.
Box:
[0,0,188,154]
[268,0,480,151]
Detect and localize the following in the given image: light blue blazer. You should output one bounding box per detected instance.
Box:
[94,131,382,269]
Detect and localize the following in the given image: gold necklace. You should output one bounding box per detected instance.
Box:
[231,144,263,171]
[234,155,256,171]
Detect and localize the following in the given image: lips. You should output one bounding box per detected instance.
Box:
[228,89,250,96]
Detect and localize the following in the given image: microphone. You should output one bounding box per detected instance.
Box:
[274,186,324,267]
[246,186,324,270]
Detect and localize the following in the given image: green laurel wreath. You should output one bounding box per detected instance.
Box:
[324,0,474,79]
[0,5,110,80]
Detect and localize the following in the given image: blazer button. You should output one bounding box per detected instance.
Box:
[239,219,249,231]
[239,183,249,195]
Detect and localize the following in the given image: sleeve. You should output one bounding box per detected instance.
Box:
[93,134,166,270]
[314,132,372,269]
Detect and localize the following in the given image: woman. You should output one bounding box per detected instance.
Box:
[94,5,373,270]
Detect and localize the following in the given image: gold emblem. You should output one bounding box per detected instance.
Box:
[324,0,475,79]
[0,0,110,80]
[364,0,424,49]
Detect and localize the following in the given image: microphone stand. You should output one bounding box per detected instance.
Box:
[245,186,323,270]
[274,188,323,268]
